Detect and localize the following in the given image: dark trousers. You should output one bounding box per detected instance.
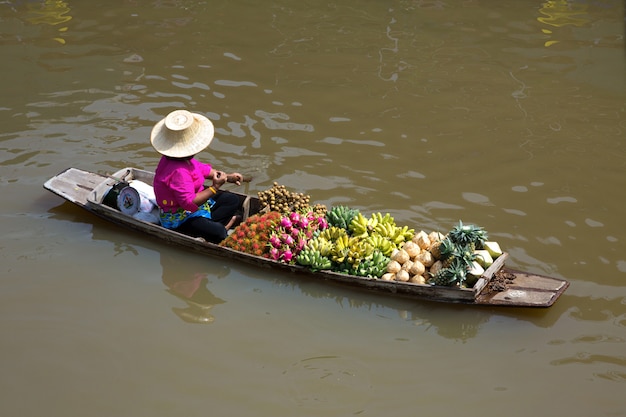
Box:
[175,191,240,244]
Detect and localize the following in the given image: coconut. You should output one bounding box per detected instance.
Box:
[413,230,431,250]
[395,270,410,282]
[428,231,445,243]
[429,260,444,277]
[409,275,426,285]
[415,250,435,267]
[402,241,420,259]
[392,249,410,265]
[408,260,425,276]
[386,260,402,274]
[381,273,395,281]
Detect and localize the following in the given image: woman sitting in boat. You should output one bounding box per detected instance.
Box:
[150,109,244,243]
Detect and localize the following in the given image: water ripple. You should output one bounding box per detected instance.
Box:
[214,80,257,87]
[255,110,314,132]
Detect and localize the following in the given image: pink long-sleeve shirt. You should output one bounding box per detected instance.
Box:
[153,157,213,213]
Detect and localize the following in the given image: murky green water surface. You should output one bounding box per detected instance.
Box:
[1,1,625,416]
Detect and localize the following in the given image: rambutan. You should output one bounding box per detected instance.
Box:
[220,211,282,257]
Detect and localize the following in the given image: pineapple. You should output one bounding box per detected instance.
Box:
[437,237,457,265]
[448,220,488,250]
[428,235,446,260]
[438,238,476,271]
[429,258,468,287]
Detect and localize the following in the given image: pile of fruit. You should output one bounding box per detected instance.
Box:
[221,183,503,288]
[257,182,326,216]
[295,206,414,278]
[221,186,328,261]
[384,221,503,288]
[220,211,283,257]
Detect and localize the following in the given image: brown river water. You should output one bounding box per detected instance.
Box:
[1,1,625,416]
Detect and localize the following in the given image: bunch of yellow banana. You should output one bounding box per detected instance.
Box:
[348,212,369,238]
[306,237,333,257]
[365,234,395,256]
[330,234,351,263]
[390,225,415,245]
[366,212,395,232]
[373,221,398,239]
[350,211,399,238]
[345,239,375,266]
[318,226,348,242]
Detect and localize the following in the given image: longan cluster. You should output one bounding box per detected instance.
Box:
[311,203,328,217]
[258,182,327,215]
[258,182,309,212]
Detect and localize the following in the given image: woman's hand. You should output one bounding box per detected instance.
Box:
[226,172,244,185]
[211,170,227,189]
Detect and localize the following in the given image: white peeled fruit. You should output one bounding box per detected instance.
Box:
[468,260,485,278]
[483,241,502,258]
[473,250,493,268]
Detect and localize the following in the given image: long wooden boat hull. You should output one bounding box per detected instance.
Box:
[43,167,569,308]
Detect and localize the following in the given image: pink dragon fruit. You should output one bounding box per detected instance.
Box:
[269,234,282,249]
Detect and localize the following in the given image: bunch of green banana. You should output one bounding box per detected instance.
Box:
[333,260,353,275]
[326,205,360,230]
[295,249,333,271]
[350,250,389,278]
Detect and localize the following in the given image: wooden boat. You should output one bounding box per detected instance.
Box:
[43,167,569,308]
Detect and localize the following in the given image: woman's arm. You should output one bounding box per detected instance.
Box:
[192,169,228,206]
[203,159,242,185]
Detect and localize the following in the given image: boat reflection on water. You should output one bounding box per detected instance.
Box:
[46,200,229,325]
[272,276,570,341]
[160,252,227,324]
[287,279,491,341]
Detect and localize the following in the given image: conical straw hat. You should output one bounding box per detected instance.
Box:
[150,109,214,158]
